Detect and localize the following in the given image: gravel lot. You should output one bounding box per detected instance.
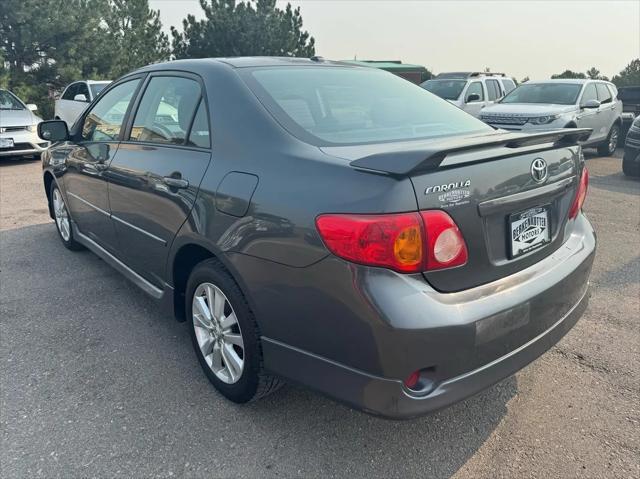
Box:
[1,150,638,478]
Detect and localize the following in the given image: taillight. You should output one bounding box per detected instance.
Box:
[315,210,467,273]
[568,167,589,219]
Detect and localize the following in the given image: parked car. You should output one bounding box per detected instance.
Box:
[618,85,640,137]
[623,115,640,177]
[55,80,111,126]
[480,79,623,156]
[38,58,595,419]
[420,72,517,117]
[0,89,49,159]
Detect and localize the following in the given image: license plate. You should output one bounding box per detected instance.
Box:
[0,138,14,148]
[509,205,551,258]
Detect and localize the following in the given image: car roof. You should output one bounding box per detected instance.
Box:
[85,80,112,84]
[527,79,609,85]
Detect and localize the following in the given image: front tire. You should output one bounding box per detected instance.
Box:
[597,124,620,156]
[50,182,83,251]
[186,259,283,403]
[622,156,640,177]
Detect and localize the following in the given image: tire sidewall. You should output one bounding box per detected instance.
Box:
[608,124,620,155]
[186,261,261,403]
[50,182,77,250]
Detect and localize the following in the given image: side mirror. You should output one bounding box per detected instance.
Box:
[581,99,600,109]
[466,93,481,103]
[38,120,69,142]
[74,93,88,102]
[26,104,38,111]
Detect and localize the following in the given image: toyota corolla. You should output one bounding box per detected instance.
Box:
[38,57,595,419]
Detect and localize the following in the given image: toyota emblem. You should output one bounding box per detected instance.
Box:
[531,158,548,183]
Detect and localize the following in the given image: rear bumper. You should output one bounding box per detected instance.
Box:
[250,214,596,419]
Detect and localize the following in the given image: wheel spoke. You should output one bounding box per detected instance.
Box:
[222,343,242,381]
[219,312,237,330]
[200,335,214,356]
[205,285,215,314]
[223,332,243,348]
[213,288,225,321]
[193,297,213,327]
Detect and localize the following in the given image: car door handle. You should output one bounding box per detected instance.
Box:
[163,176,189,188]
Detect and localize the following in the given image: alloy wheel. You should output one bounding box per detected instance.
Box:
[608,127,619,154]
[192,282,245,384]
[52,188,71,241]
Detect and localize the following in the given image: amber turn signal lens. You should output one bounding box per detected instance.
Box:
[393,225,423,267]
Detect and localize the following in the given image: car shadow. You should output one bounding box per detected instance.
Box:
[1,222,515,478]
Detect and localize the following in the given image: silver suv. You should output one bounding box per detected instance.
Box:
[421,72,517,117]
[480,79,623,156]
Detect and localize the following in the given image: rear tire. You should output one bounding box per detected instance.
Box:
[622,156,640,177]
[50,182,83,251]
[597,124,620,157]
[186,258,283,403]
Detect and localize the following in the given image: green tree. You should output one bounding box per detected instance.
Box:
[521,76,530,83]
[585,67,608,81]
[172,0,315,59]
[551,70,587,79]
[611,59,640,87]
[105,0,170,77]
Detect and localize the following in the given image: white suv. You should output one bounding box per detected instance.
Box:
[480,79,623,156]
[420,72,517,117]
[54,80,111,127]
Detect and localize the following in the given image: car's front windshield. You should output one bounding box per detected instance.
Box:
[501,83,582,105]
[0,90,25,110]
[420,79,467,101]
[245,67,491,146]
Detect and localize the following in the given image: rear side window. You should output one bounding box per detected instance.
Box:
[129,76,201,145]
[502,79,516,94]
[187,100,211,148]
[581,83,598,104]
[596,83,612,104]
[486,79,501,100]
[245,67,491,146]
[82,79,140,142]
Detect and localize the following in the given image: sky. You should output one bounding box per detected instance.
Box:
[149,0,640,81]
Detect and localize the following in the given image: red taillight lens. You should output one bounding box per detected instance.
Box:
[315,213,423,273]
[568,167,589,219]
[315,210,467,273]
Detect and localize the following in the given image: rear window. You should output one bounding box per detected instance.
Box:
[502,83,582,105]
[245,67,490,146]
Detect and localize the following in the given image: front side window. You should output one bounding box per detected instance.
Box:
[82,79,140,142]
[129,76,202,145]
[0,90,25,110]
[465,82,484,102]
[596,83,612,104]
[486,79,501,100]
[246,67,491,145]
[502,83,582,105]
[420,79,467,101]
[76,83,90,101]
[581,83,598,104]
[62,83,79,101]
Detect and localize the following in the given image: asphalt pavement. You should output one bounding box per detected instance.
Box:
[1,149,638,478]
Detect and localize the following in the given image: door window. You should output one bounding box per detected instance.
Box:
[465,82,484,102]
[502,79,516,94]
[581,83,598,104]
[81,79,141,142]
[187,100,211,148]
[62,83,79,100]
[129,76,202,145]
[596,83,612,104]
[76,83,90,102]
[486,79,501,100]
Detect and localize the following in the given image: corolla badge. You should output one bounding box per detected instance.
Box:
[530,158,548,183]
[425,179,472,206]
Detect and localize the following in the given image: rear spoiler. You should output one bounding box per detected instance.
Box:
[349,128,592,176]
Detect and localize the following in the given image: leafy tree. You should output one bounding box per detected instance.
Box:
[521,76,530,83]
[585,67,609,81]
[551,70,586,79]
[105,0,170,77]
[172,0,315,59]
[611,59,640,87]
